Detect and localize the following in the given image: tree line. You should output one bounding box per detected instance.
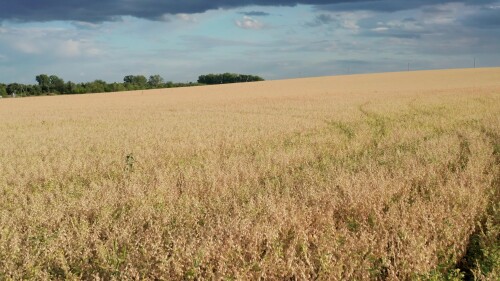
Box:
[0,74,199,97]
[197,73,264,85]
[0,73,264,97]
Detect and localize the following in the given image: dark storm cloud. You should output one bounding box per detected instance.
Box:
[318,0,497,12]
[461,6,500,28]
[2,0,496,23]
[0,1,359,22]
[306,13,338,27]
[239,11,272,17]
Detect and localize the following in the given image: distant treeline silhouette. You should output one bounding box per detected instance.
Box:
[0,73,264,97]
[197,73,264,85]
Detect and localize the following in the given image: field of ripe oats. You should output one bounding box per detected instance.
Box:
[0,68,499,280]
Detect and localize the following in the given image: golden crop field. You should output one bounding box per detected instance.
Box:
[0,68,499,280]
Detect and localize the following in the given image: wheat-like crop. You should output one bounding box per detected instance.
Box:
[0,68,499,280]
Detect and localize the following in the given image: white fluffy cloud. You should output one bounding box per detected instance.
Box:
[0,26,103,59]
[160,13,198,23]
[58,39,102,58]
[235,16,264,29]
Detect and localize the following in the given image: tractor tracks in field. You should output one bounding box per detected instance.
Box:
[358,102,390,145]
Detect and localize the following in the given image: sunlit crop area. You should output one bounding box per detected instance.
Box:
[0,68,499,280]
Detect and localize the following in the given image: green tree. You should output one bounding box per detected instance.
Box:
[6,83,24,96]
[27,85,42,96]
[124,75,147,89]
[123,75,134,84]
[105,82,126,93]
[36,74,50,93]
[148,75,164,88]
[0,83,7,97]
[198,73,264,85]
[86,80,107,93]
[74,84,86,94]
[64,81,77,94]
[49,75,65,94]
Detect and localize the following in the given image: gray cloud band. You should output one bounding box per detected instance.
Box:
[0,0,496,22]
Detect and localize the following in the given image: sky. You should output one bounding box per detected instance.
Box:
[0,0,499,84]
